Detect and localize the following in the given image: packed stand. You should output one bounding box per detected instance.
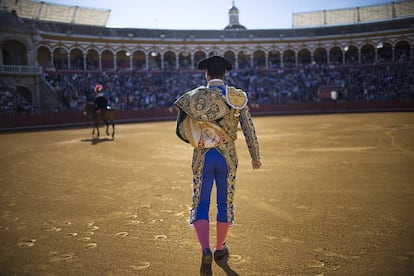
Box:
[8,61,414,114]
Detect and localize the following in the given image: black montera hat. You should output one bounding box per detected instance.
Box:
[198,56,233,71]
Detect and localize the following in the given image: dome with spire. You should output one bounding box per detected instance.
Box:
[224,1,246,30]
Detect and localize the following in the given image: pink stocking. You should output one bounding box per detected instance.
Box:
[193,219,210,252]
[216,221,230,250]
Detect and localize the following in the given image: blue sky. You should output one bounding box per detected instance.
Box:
[45,0,396,29]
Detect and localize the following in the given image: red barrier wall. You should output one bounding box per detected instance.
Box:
[1,100,413,130]
[249,99,414,115]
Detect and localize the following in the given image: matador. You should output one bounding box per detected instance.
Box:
[174,56,261,276]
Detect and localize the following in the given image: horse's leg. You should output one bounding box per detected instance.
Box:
[92,120,96,136]
[106,120,110,136]
[96,114,102,138]
[95,121,100,137]
[111,120,115,138]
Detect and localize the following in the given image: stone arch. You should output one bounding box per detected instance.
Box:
[133,49,146,70]
[377,41,393,62]
[329,46,343,65]
[344,45,358,64]
[163,50,176,70]
[53,47,69,69]
[179,49,192,69]
[208,48,220,57]
[15,85,32,103]
[148,49,161,70]
[268,49,281,68]
[36,45,52,67]
[69,48,84,70]
[101,49,115,70]
[116,49,129,70]
[238,49,251,69]
[313,47,327,65]
[253,49,266,68]
[223,50,236,67]
[395,40,410,61]
[86,48,99,70]
[283,49,295,67]
[361,43,375,64]
[298,48,311,65]
[194,50,207,68]
[2,39,28,65]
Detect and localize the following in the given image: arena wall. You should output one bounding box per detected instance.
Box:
[1,100,413,131]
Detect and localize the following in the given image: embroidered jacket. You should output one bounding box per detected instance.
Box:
[174,81,261,169]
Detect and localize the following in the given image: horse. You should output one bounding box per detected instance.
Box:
[83,102,115,138]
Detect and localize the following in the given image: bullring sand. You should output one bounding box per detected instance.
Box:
[0,112,413,275]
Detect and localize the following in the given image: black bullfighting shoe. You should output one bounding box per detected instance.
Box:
[200,248,212,276]
[214,244,229,264]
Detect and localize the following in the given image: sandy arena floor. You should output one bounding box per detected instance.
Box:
[0,112,413,276]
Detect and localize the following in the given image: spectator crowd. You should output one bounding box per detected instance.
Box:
[0,79,34,114]
[1,62,413,114]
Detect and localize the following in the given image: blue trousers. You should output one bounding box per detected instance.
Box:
[194,148,229,222]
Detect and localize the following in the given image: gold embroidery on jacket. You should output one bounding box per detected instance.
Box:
[183,117,230,149]
[226,86,248,109]
[174,87,229,122]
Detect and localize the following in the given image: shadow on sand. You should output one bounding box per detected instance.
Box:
[81,137,114,145]
[215,257,239,276]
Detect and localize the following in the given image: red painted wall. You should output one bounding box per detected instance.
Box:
[1,100,413,130]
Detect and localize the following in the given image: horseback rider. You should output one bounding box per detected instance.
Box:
[93,84,109,114]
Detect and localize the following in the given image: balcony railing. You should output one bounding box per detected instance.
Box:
[0,65,42,75]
